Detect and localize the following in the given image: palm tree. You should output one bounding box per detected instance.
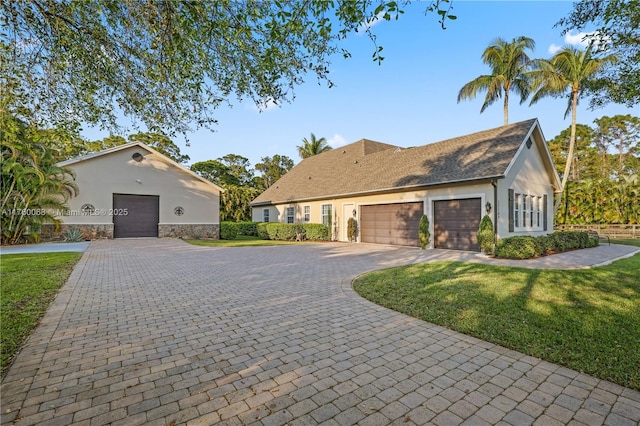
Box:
[457,36,535,126]
[297,133,332,159]
[529,45,617,213]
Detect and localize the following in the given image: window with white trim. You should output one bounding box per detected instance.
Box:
[286,207,295,223]
[303,206,310,222]
[321,204,332,227]
[513,192,544,230]
[263,208,270,222]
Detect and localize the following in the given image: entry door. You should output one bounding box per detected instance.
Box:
[113,194,159,238]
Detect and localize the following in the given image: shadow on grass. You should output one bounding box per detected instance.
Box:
[353,256,640,390]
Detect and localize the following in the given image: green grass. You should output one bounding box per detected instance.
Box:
[1,252,82,376]
[185,235,305,247]
[610,238,640,248]
[353,254,640,390]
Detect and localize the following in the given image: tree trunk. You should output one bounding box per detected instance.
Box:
[554,90,579,213]
[503,91,509,126]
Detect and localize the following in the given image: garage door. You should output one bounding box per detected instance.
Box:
[113,194,159,238]
[433,198,481,251]
[360,202,423,246]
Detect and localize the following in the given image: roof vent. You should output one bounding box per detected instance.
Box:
[354,160,358,164]
[132,152,144,162]
[394,147,402,153]
[342,150,346,154]
[526,138,533,149]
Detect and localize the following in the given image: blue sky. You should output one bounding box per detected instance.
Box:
[84,1,639,168]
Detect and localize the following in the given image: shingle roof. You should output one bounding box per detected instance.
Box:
[251,119,539,205]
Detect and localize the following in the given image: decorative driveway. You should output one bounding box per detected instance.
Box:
[2,239,639,425]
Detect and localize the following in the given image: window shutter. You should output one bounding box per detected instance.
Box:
[543,194,548,231]
[508,189,514,232]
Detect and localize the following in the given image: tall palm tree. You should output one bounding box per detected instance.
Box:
[529,45,617,213]
[457,36,535,126]
[297,133,332,159]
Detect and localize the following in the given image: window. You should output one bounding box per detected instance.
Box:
[321,204,332,227]
[263,209,270,222]
[286,207,295,223]
[511,191,545,230]
[303,206,310,222]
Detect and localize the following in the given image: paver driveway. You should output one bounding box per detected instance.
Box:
[2,239,639,425]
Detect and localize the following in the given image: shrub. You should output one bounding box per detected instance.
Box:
[477,215,494,254]
[220,222,239,240]
[419,215,430,250]
[495,236,537,259]
[236,222,258,236]
[347,218,358,242]
[255,223,329,241]
[64,227,84,242]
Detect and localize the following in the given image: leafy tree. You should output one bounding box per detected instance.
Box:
[1,117,78,244]
[593,115,640,178]
[457,36,535,125]
[2,1,454,134]
[557,0,640,107]
[547,124,597,181]
[219,185,260,222]
[191,160,240,187]
[218,154,254,187]
[297,133,332,159]
[529,45,617,212]
[255,155,295,189]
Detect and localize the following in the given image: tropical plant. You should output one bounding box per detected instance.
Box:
[457,36,535,125]
[64,227,84,242]
[297,133,332,159]
[1,117,79,244]
[418,215,430,250]
[530,45,617,212]
[477,214,495,254]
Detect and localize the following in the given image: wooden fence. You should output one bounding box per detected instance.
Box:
[554,224,640,239]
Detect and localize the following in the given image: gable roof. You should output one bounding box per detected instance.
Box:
[252,119,559,206]
[58,142,224,193]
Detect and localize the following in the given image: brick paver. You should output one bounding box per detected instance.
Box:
[2,239,639,425]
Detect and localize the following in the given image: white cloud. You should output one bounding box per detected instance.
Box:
[357,11,386,33]
[548,43,562,55]
[327,134,348,148]
[564,30,596,48]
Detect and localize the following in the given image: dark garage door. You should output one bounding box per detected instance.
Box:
[360,202,423,246]
[433,198,481,251]
[113,194,159,238]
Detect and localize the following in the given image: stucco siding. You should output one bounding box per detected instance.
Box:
[498,133,556,238]
[60,146,220,226]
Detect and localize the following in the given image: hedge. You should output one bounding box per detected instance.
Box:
[256,223,329,241]
[495,231,598,259]
[220,222,239,240]
[235,221,258,236]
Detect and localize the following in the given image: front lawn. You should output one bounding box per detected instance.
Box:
[185,235,304,247]
[1,252,82,376]
[353,254,640,390]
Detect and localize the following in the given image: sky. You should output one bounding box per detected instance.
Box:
[83,1,639,169]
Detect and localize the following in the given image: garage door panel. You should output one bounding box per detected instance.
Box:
[361,202,423,246]
[113,194,159,238]
[434,198,481,251]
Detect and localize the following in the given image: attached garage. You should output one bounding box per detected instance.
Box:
[433,198,481,251]
[360,202,423,246]
[113,194,159,238]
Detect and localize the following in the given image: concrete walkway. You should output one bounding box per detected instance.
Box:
[0,241,90,254]
[1,239,639,425]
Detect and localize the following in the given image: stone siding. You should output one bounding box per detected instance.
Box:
[41,224,114,241]
[158,224,220,239]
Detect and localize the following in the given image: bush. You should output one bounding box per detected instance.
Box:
[477,215,494,254]
[236,222,258,236]
[64,227,84,242]
[347,218,358,242]
[220,222,239,240]
[495,231,596,259]
[255,223,329,241]
[419,215,430,250]
[495,236,537,259]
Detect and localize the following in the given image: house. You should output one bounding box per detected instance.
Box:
[47,142,222,240]
[250,119,561,251]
